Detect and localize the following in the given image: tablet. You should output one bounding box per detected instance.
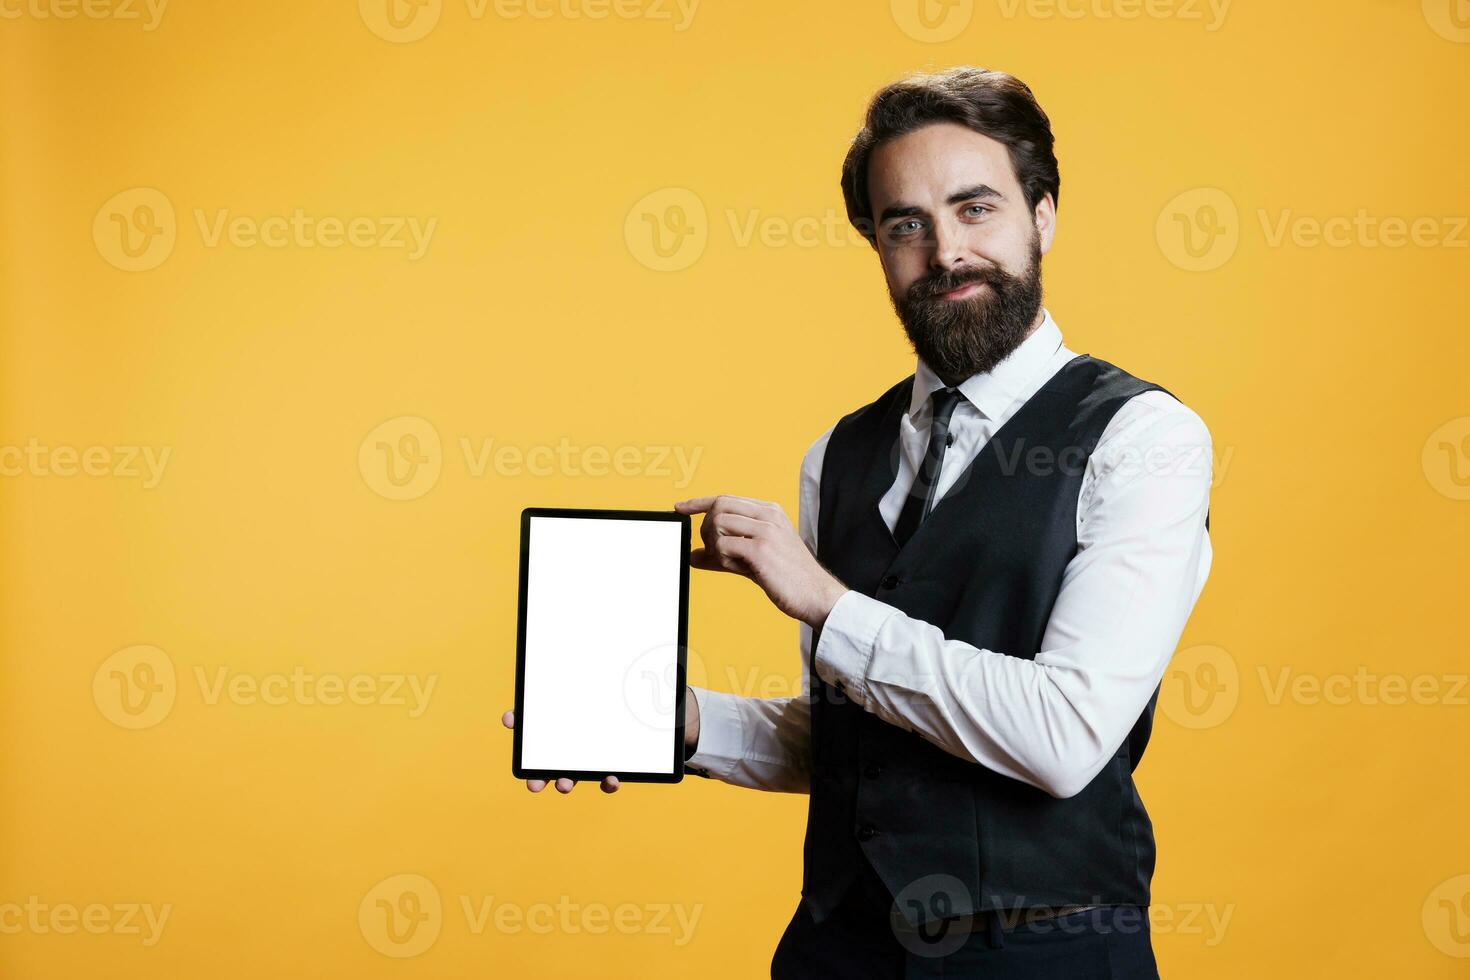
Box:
[512,508,690,783]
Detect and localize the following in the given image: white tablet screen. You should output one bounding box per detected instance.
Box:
[519,515,684,775]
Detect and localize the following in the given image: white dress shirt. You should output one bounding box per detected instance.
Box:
[687,309,1213,799]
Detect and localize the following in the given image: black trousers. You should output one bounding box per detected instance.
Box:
[771,862,1160,980]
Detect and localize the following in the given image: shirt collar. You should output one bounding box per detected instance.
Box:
[910,308,1064,421]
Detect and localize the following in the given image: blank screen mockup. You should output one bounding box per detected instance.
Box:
[520,516,683,775]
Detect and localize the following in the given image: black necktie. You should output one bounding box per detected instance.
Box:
[893,386,963,548]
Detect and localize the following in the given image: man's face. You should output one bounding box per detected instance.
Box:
[866,122,1057,386]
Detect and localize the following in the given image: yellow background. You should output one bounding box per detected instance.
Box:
[4,0,1469,976]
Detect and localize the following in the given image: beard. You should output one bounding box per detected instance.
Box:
[889,237,1044,386]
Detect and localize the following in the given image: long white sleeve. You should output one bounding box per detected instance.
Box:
[811,392,1213,798]
[684,427,834,793]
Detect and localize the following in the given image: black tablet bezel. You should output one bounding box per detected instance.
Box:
[512,507,690,784]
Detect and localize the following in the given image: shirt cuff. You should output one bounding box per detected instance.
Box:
[685,686,743,780]
[813,590,899,706]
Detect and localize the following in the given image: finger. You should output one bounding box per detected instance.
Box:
[683,497,726,553]
[502,710,515,729]
[690,546,751,574]
[712,534,758,567]
[677,495,769,521]
[699,507,769,553]
[555,778,575,793]
[527,779,548,792]
[711,496,770,519]
[710,512,770,539]
[723,495,785,522]
[600,776,620,793]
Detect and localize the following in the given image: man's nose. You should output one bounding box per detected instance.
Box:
[928,217,971,273]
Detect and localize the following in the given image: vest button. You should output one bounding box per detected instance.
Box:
[880,574,899,590]
[855,823,876,841]
[864,763,882,779]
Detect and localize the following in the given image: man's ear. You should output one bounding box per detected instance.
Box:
[1035,193,1057,255]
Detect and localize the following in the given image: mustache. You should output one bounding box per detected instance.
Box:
[906,265,1007,301]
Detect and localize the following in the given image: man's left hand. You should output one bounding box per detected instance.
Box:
[673,495,848,628]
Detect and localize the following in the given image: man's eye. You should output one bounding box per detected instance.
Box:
[963,204,991,218]
[893,220,923,235]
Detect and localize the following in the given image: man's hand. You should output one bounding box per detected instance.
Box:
[501,710,619,794]
[501,688,701,794]
[673,495,848,628]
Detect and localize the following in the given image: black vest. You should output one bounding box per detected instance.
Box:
[803,354,1171,927]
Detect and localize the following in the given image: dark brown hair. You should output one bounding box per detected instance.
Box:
[840,67,1060,244]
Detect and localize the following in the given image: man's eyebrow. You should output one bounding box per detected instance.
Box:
[877,184,1006,223]
[947,183,1005,205]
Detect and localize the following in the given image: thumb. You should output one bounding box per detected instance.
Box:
[691,546,751,575]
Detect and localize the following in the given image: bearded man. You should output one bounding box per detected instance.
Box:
[508,66,1214,979]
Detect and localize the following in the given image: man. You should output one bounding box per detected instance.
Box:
[505,66,1212,977]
